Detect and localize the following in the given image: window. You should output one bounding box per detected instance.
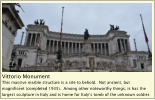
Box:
[141,63,144,69]
[117,39,121,52]
[40,57,43,64]
[18,59,22,67]
[133,59,137,68]
[46,40,49,50]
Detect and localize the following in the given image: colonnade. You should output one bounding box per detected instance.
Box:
[46,40,109,55]
[26,33,40,46]
[91,43,109,55]
[117,39,129,53]
[46,40,83,54]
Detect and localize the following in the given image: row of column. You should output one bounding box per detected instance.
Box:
[46,40,83,54]
[26,33,40,46]
[91,43,109,55]
[117,39,129,53]
[46,40,109,55]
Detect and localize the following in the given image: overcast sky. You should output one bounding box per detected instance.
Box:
[14,3,152,51]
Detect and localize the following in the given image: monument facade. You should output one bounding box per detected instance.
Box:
[7,23,151,72]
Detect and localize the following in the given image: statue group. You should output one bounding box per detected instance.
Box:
[34,19,45,25]
[110,24,119,30]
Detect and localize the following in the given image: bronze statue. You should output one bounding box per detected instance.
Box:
[40,19,43,25]
[110,24,119,30]
[84,28,89,40]
[110,24,114,30]
[34,19,39,25]
[40,19,45,25]
[115,25,119,30]
[34,19,45,25]
[42,21,45,25]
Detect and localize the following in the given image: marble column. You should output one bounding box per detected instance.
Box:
[119,39,123,53]
[74,43,76,53]
[32,34,35,46]
[68,42,70,54]
[34,34,37,46]
[76,43,78,53]
[25,33,29,46]
[106,43,109,56]
[64,42,66,54]
[48,40,51,53]
[73,43,75,53]
[97,43,99,53]
[99,43,101,54]
[94,43,96,54]
[101,43,103,54]
[123,39,126,52]
[64,42,66,53]
[81,43,83,53]
[53,41,55,52]
[51,40,54,53]
[121,39,124,52]
[78,43,80,53]
[125,39,128,52]
[117,39,120,53]
[37,34,40,46]
[46,40,49,50]
[127,39,130,51]
[93,43,95,54]
[104,43,106,55]
[29,34,33,46]
[55,41,57,52]
[71,42,73,54]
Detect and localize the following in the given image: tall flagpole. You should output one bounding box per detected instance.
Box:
[140,14,152,58]
[57,7,64,72]
[20,32,24,45]
[60,7,64,50]
[134,38,137,52]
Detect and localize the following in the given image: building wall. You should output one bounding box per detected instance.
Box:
[2,23,15,71]
[14,47,37,68]
[128,52,148,71]
[2,4,24,71]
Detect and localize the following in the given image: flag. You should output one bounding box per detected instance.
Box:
[144,32,148,43]
[140,14,149,43]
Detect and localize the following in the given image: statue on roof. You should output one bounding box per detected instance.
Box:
[115,25,119,30]
[84,28,89,40]
[110,24,115,30]
[110,24,119,31]
[34,19,45,25]
[34,19,39,25]
[40,19,44,25]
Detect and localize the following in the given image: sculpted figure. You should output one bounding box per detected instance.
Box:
[115,25,119,30]
[84,28,89,40]
[40,19,42,25]
[34,19,39,25]
[110,24,114,30]
[110,24,119,30]
[34,19,46,25]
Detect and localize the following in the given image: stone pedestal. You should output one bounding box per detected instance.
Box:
[82,40,92,54]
